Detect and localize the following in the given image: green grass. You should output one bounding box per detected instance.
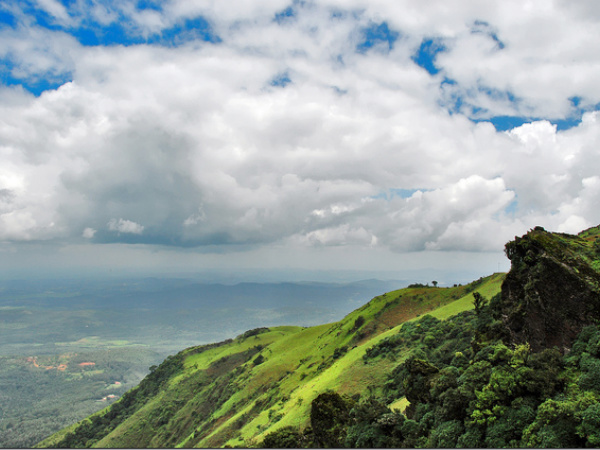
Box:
[182,327,300,373]
[389,397,409,414]
[224,274,507,445]
[429,272,505,320]
[54,336,137,348]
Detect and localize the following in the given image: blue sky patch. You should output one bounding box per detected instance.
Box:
[10,3,220,48]
[472,20,505,50]
[331,86,347,95]
[441,77,457,86]
[440,77,464,115]
[551,117,584,131]
[330,9,344,20]
[569,96,582,108]
[475,116,539,131]
[443,79,599,131]
[136,0,162,12]
[0,4,220,95]
[473,114,591,132]
[71,16,220,47]
[473,92,600,131]
[356,22,399,54]
[274,6,296,24]
[29,6,65,31]
[74,22,145,46]
[372,188,423,201]
[0,8,17,28]
[504,199,518,217]
[151,17,221,47]
[275,1,307,24]
[412,38,446,75]
[270,72,292,88]
[0,59,72,97]
[57,0,77,8]
[477,85,519,108]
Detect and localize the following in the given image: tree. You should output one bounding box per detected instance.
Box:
[473,292,487,315]
[432,281,438,288]
[345,398,403,448]
[310,391,354,448]
[261,426,304,448]
[577,403,600,446]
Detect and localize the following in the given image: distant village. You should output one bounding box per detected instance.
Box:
[26,356,122,403]
[97,393,118,402]
[98,381,122,402]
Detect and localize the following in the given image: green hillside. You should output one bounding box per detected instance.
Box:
[38,225,600,448]
[37,274,504,448]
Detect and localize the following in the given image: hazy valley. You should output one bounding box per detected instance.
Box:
[0,276,403,448]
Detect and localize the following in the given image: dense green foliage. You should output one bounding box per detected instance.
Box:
[310,391,356,447]
[261,301,600,448]
[0,348,161,449]
[260,426,313,448]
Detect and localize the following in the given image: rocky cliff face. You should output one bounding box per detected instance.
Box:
[500,226,600,353]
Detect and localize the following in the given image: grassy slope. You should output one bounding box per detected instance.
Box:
[38,274,505,449]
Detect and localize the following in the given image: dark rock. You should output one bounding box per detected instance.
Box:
[501,227,600,353]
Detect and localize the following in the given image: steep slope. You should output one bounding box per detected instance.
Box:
[501,225,600,352]
[37,274,504,448]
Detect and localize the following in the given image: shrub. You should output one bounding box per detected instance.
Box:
[351,315,365,332]
[261,426,303,448]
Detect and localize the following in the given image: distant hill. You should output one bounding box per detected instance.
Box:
[0,278,406,357]
[38,225,600,448]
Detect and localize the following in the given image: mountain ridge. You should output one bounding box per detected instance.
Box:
[38,274,504,448]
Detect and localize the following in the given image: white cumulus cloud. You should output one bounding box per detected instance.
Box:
[82,227,96,239]
[107,218,144,235]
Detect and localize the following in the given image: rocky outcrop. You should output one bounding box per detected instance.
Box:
[500,226,600,353]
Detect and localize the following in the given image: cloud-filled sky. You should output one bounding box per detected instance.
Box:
[1,0,599,280]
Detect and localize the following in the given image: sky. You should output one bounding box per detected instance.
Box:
[0,0,599,282]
